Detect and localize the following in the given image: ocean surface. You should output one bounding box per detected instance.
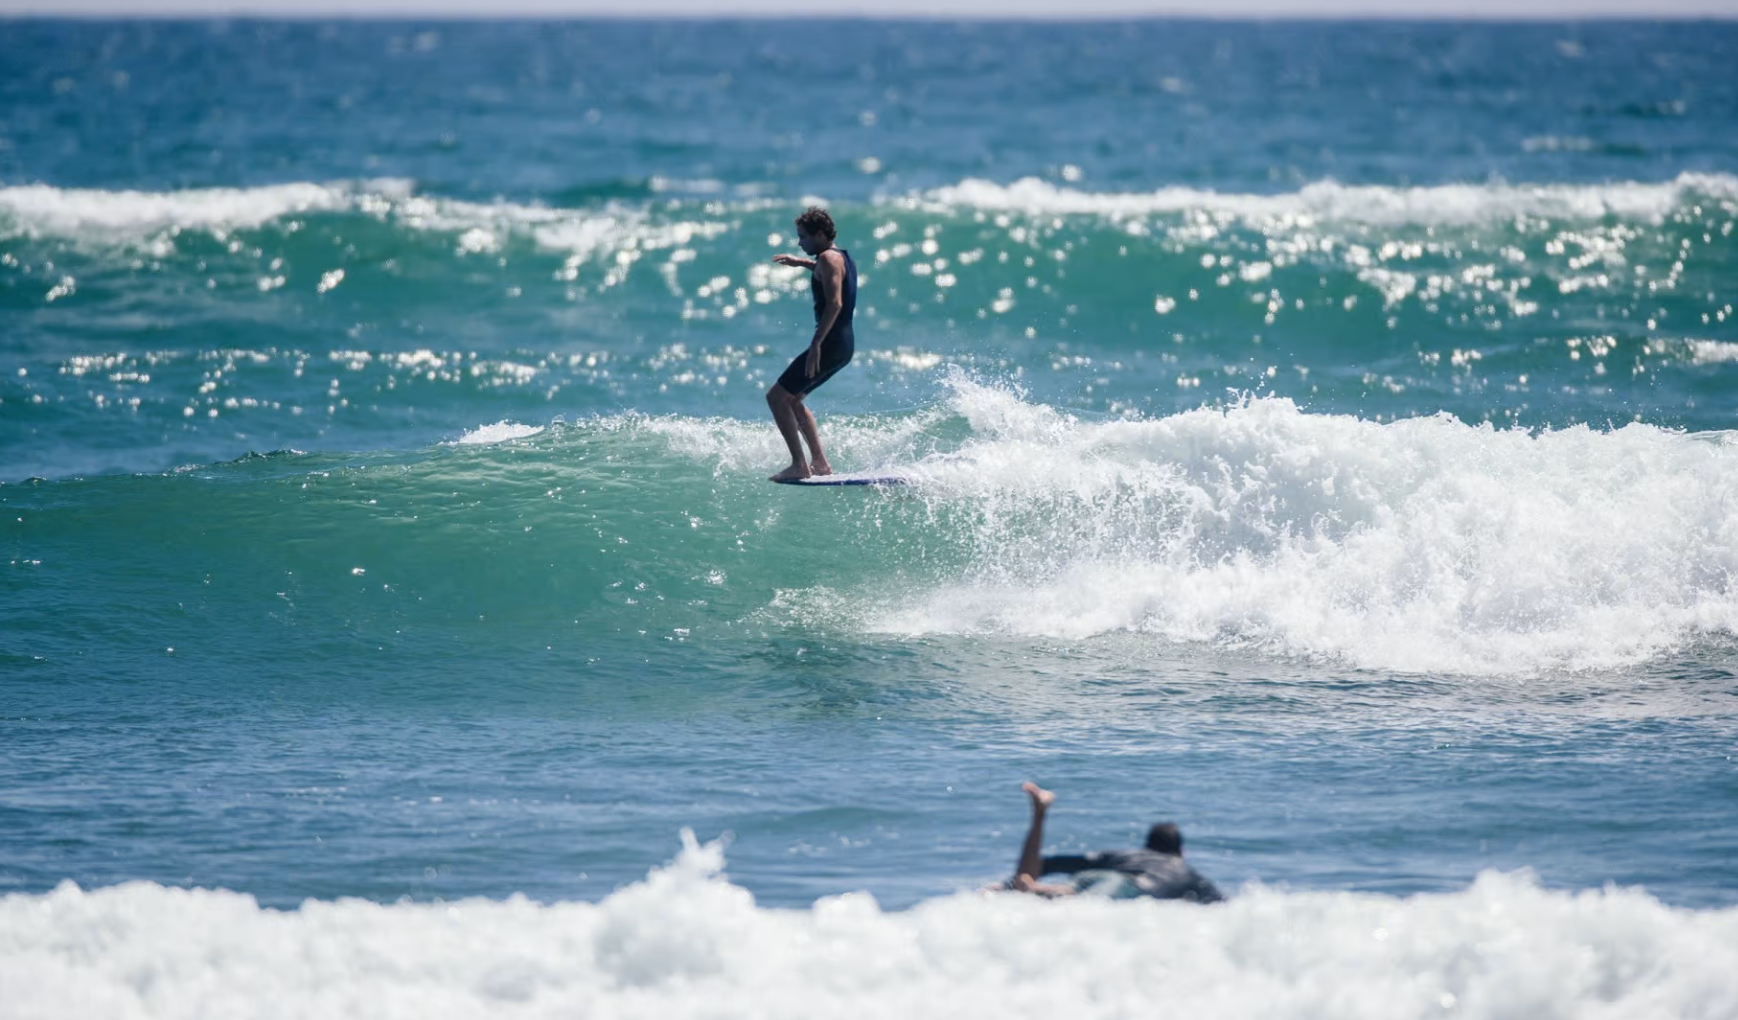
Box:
[3,18,1738,1017]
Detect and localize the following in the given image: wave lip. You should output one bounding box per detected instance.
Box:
[3,835,1735,1020]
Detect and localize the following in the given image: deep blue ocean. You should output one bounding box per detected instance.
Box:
[3,19,1737,1017]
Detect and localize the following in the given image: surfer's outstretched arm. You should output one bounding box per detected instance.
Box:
[1013,782,1076,897]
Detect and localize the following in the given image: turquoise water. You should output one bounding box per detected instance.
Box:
[3,20,1738,1017]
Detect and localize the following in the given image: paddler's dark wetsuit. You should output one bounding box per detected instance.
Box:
[1040,848,1225,903]
[776,247,856,395]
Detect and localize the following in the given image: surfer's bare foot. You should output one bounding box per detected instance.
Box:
[809,458,833,477]
[770,464,811,482]
[1023,781,1055,811]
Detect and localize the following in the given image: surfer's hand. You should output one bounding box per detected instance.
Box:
[806,345,821,377]
[773,254,809,268]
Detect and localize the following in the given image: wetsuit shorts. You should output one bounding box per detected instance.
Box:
[776,324,854,396]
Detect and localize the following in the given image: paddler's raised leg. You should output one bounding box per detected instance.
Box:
[1013,782,1073,896]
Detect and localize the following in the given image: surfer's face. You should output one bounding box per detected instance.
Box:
[796,227,827,255]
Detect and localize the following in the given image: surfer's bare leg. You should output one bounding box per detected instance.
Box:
[794,399,832,476]
[1013,782,1074,897]
[767,383,811,481]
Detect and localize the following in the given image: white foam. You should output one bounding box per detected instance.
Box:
[916,171,1738,226]
[1687,339,1738,365]
[854,381,1738,674]
[2,836,1734,1020]
[454,420,545,445]
[0,181,733,274]
[0,181,366,237]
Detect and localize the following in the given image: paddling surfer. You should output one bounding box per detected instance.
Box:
[767,206,856,482]
[1008,782,1225,902]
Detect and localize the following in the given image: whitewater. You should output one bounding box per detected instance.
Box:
[6,836,1738,1020]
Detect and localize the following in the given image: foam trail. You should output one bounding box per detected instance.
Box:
[2,834,1734,1020]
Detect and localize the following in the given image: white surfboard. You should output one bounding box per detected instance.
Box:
[772,471,907,487]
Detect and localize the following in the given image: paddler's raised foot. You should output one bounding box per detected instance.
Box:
[1023,781,1055,810]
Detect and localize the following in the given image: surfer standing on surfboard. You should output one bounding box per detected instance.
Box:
[766,206,857,482]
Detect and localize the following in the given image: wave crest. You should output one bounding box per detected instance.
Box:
[915,172,1738,226]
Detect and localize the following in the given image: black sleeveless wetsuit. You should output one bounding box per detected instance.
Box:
[776,247,856,395]
[1039,849,1224,903]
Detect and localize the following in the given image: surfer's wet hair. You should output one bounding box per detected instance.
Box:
[795,206,836,242]
[1146,822,1183,855]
